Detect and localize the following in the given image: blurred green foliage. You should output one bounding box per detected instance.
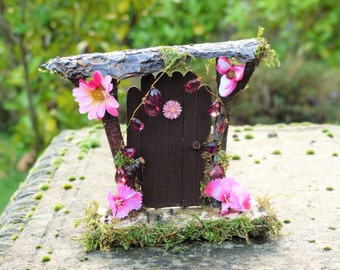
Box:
[0,0,339,212]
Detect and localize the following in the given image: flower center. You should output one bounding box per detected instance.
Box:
[226,70,235,79]
[170,107,176,113]
[116,199,124,209]
[92,87,105,101]
[223,194,230,203]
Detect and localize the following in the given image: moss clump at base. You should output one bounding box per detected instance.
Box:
[76,197,282,252]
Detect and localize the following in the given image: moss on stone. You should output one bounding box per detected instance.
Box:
[77,197,282,252]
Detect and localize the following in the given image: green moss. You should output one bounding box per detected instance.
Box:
[11,234,19,241]
[256,27,280,67]
[40,183,50,191]
[88,138,101,148]
[78,152,86,160]
[254,160,260,164]
[59,147,68,156]
[234,129,242,133]
[306,149,315,155]
[63,184,73,190]
[332,152,338,157]
[69,176,76,182]
[64,209,70,214]
[79,175,86,180]
[52,157,64,169]
[323,246,332,251]
[272,150,281,155]
[328,226,336,230]
[41,255,50,262]
[54,203,64,211]
[231,155,241,160]
[308,239,316,243]
[244,134,254,140]
[244,126,253,131]
[159,46,193,73]
[77,199,282,252]
[114,150,134,168]
[33,193,43,200]
[26,212,33,219]
[79,257,89,262]
[326,186,334,191]
[283,219,291,224]
[35,244,42,249]
[327,133,334,138]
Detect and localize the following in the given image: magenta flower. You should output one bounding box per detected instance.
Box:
[216,57,245,97]
[204,177,251,215]
[72,71,119,120]
[107,184,142,219]
[162,100,182,120]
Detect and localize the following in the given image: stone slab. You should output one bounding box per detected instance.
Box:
[0,123,339,269]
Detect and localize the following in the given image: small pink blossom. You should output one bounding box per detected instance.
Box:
[72,71,119,120]
[162,100,182,120]
[216,57,245,97]
[204,177,251,215]
[107,184,142,219]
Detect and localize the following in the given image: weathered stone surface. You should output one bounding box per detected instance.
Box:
[0,124,339,269]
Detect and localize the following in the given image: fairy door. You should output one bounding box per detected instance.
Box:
[127,71,211,208]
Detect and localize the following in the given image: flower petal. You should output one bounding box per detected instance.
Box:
[107,96,119,108]
[75,96,93,106]
[233,64,245,81]
[117,184,134,199]
[96,103,106,119]
[87,106,99,120]
[219,75,237,97]
[125,192,143,210]
[106,107,119,117]
[92,71,103,85]
[235,185,251,211]
[204,179,228,201]
[216,56,232,74]
[102,75,113,92]
[107,190,116,209]
[114,203,133,219]
[221,202,232,215]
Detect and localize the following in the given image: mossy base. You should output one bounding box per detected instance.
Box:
[76,197,282,251]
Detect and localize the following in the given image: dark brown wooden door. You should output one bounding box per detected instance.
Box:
[127,71,211,208]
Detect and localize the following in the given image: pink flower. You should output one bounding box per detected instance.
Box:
[162,100,182,120]
[216,57,245,97]
[204,177,251,215]
[72,71,119,120]
[107,184,142,219]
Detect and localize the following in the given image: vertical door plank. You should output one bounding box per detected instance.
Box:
[139,74,157,207]
[159,71,184,207]
[127,87,142,157]
[182,72,211,207]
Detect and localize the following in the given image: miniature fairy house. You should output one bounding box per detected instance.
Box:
[41,34,277,210]
[41,32,282,250]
